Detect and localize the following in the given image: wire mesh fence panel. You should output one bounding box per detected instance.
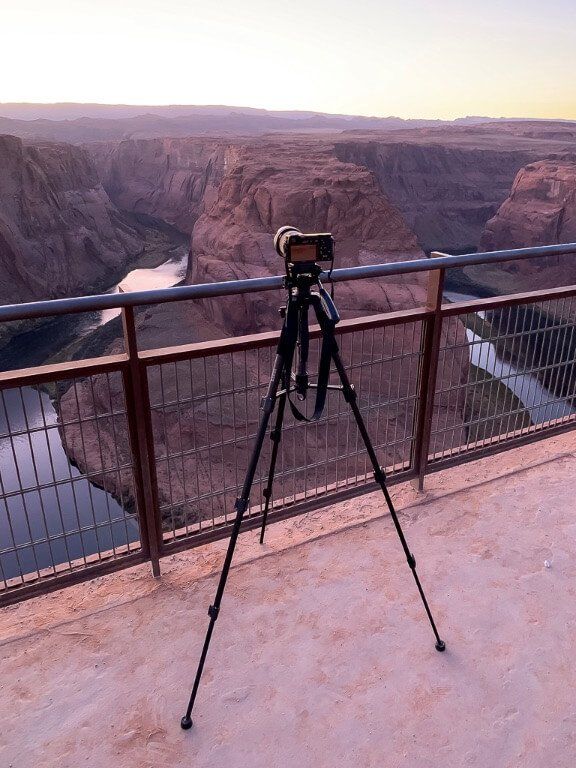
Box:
[147,318,424,544]
[430,295,576,464]
[0,371,142,591]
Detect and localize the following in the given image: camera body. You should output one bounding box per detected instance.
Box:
[274,226,334,273]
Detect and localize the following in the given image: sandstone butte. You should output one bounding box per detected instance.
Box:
[471,159,576,294]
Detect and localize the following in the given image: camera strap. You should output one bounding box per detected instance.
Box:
[287,329,333,423]
[286,288,339,423]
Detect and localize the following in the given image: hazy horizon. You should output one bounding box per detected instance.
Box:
[1,100,575,123]
[2,0,575,121]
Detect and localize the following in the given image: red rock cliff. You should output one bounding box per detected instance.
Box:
[190,139,426,333]
[478,160,576,290]
[89,138,227,233]
[0,135,147,339]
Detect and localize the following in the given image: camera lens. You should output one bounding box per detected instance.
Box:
[274,226,301,258]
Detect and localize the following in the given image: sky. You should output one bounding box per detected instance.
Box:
[1,0,575,120]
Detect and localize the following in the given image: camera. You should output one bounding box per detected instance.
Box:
[274,226,334,269]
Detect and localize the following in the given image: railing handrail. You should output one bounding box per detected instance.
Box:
[0,241,574,323]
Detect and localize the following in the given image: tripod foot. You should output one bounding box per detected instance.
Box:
[180,715,193,730]
[435,639,446,652]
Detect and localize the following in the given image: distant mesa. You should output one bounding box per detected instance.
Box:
[2,102,574,144]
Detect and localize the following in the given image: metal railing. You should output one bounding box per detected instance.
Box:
[1,243,575,605]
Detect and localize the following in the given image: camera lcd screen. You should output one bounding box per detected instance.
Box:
[290,244,317,262]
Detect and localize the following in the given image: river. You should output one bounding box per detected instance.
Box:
[0,248,187,579]
[445,292,576,425]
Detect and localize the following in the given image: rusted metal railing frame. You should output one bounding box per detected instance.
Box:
[137,306,432,365]
[425,417,576,477]
[1,246,576,604]
[0,551,147,608]
[440,282,576,317]
[160,464,417,557]
[0,354,129,391]
[139,306,431,556]
[427,281,576,473]
[412,269,446,490]
[121,306,162,577]
[133,273,576,564]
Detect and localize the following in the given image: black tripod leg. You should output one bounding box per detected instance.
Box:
[331,346,446,653]
[259,390,287,544]
[181,352,288,730]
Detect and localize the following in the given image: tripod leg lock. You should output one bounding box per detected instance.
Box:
[208,604,220,620]
[234,498,248,514]
[269,429,281,443]
[373,466,387,485]
[342,383,357,404]
[260,395,276,415]
[407,553,416,570]
[262,488,271,500]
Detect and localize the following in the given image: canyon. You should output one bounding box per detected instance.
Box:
[89,120,576,257]
[1,117,576,530]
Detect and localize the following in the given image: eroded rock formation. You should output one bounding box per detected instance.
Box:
[60,138,468,529]
[335,140,532,252]
[90,138,227,233]
[0,135,149,299]
[470,160,576,292]
[0,135,153,342]
[190,140,427,333]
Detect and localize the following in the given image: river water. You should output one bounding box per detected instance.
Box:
[0,249,187,579]
[445,292,576,425]
[0,386,139,579]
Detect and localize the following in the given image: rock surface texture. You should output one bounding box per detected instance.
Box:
[0,135,144,308]
[90,138,227,233]
[471,160,576,292]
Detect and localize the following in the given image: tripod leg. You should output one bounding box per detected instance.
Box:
[259,390,287,544]
[181,352,288,730]
[331,346,446,653]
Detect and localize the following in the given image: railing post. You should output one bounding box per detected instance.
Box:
[412,268,445,491]
[121,306,162,577]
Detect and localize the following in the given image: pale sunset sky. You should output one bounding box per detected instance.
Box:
[1,0,575,119]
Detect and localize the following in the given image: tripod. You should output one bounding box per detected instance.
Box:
[181,268,445,730]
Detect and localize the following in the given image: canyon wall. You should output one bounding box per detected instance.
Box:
[469,160,576,293]
[334,140,533,252]
[0,134,151,341]
[92,125,575,262]
[89,138,227,233]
